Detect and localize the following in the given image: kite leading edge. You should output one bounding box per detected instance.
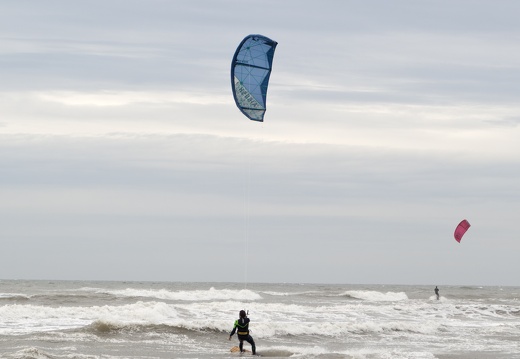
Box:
[231,34,278,122]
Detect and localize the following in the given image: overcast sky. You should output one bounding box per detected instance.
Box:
[1,1,519,286]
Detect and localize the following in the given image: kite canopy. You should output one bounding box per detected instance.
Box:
[454,219,471,243]
[231,34,277,122]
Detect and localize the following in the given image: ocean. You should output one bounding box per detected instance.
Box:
[0,280,519,358]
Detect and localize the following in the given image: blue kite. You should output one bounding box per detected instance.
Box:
[231,34,278,122]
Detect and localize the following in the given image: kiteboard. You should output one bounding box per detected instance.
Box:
[230,346,252,354]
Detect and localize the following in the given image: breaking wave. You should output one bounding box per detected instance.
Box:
[341,290,409,302]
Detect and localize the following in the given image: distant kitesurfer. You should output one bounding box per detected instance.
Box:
[435,286,439,300]
[229,310,256,355]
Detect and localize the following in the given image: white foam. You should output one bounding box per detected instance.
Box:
[80,287,262,301]
[10,347,53,359]
[0,298,392,338]
[0,293,30,300]
[0,301,178,335]
[343,290,409,302]
[261,290,321,296]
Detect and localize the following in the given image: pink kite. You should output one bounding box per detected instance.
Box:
[454,219,471,243]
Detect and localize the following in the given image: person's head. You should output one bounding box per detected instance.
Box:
[239,310,246,318]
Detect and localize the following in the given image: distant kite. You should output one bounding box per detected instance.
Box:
[454,219,471,243]
[231,34,278,122]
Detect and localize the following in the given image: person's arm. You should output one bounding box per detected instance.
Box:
[229,320,238,339]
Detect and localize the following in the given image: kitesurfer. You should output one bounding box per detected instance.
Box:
[435,286,439,300]
[229,310,256,355]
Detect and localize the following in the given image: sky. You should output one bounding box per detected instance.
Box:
[1,0,519,286]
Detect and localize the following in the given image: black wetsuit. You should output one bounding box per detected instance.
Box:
[230,317,256,354]
[435,287,439,300]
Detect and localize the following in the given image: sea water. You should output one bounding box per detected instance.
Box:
[0,280,519,358]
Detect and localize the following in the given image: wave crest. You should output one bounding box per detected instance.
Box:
[86,319,225,336]
[342,290,409,302]
[84,287,262,302]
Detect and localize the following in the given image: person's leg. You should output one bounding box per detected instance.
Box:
[246,335,256,354]
[239,339,244,352]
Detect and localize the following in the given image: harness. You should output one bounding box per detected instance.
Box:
[234,319,249,336]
